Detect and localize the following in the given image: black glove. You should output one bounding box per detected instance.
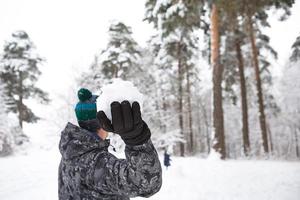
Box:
[78,119,101,133]
[97,101,151,146]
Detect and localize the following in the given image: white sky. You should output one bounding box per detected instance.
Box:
[0,0,154,94]
[264,0,300,75]
[0,0,299,96]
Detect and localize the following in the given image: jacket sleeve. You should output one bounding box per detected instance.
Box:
[88,139,162,198]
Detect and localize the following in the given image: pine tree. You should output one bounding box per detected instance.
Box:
[0,31,50,128]
[290,33,300,62]
[81,21,146,90]
[243,0,294,154]
[80,21,143,94]
[0,81,13,156]
[96,21,141,80]
[210,2,226,159]
[218,0,293,156]
[145,0,202,156]
[220,7,251,156]
[284,32,300,158]
[235,36,251,155]
[280,39,300,158]
[147,34,179,136]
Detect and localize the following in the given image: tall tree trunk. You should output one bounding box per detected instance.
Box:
[247,15,269,154]
[294,128,299,158]
[267,123,274,153]
[200,101,210,154]
[114,65,119,78]
[235,39,250,156]
[208,36,211,65]
[177,40,185,157]
[154,90,163,133]
[186,66,194,153]
[162,95,167,134]
[211,4,225,159]
[18,71,23,128]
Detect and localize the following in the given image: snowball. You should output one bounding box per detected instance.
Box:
[97,78,144,120]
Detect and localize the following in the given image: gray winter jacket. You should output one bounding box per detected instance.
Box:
[58,122,162,200]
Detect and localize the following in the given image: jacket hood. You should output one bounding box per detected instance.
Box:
[59,122,110,160]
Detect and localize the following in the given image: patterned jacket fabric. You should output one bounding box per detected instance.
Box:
[58,122,162,200]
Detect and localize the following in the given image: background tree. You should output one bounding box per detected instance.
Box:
[220,9,251,156]
[98,21,141,80]
[81,21,142,90]
[145,0,202,156]
[76,0,298,159]
[290,33,300,62]
[210,2,226,159]
[0,31,50,129]
[0,81,13,156]
[242,0,294,154]
[279,33,300,158]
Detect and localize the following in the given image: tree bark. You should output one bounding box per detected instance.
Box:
[162,95,167,134]
[267,123,274,153]
[114,65,119,78]
[235,39,250,156]
[186,66,194,153]
[154,88,164,133]
[294,128,299,158]
[208,36,211,65]
[17,71,23,128]
[177,40,185,157]
[200,101,210,154]
[248,15,269,154]
[211,4,226,159]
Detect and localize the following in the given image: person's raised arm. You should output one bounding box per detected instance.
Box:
[87,101,162,198]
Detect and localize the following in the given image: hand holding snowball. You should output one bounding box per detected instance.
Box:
[97,101,151,146]
[97,79,144,121]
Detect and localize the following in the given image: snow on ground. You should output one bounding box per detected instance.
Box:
[0,147,60,200]
[0,142,300,200]
[0,122,299,200]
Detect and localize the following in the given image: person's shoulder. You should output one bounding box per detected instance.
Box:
[66,122,78,128]
[63,122,79,130]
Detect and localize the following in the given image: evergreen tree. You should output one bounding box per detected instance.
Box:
[80,21,142,92]
[243,0,293,154]
[279,42,300,158]
[147,34,186,153]
[145,0,202,156]
[220,3,251,156]
[210,0,294,156]
[80,21,146,89]
[0,81,13,156]
[210,2,226,159]
[96,21,141,80]
[0,31,50,128]
[290,33,300,62]
[279,31,300,158]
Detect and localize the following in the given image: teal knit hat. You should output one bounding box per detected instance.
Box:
[75,88,98,121]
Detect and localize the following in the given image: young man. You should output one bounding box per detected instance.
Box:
[58,88,162,200]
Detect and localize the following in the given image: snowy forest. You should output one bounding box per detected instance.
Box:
[0,0,300,199]
[1,0,299,159]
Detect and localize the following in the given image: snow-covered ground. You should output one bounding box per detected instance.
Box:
[0,141,300,200]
